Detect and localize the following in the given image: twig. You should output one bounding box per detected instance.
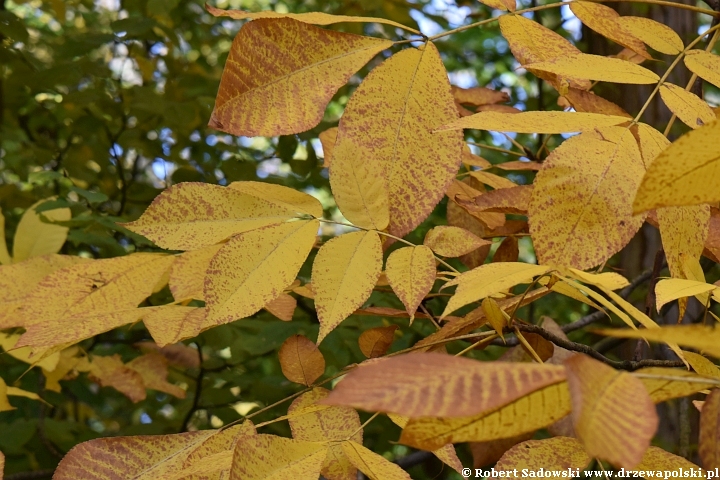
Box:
[181,343,204,432]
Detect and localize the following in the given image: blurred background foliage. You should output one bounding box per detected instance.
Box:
[0,0,716,478]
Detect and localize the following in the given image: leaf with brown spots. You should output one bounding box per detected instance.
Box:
[495,437,591,472]
[452,85,510,106]
[685,51,720,90]
[659,83,716,129]
[385,246,436,321]
[358,325,398,358]
[570,2,650,59]
[493,236,519,263]
[230,434,327,480]
[168,244,222,301]
[142,306,212,347]
[423,226,490,258]
[340,441,410,480]
[279,334,326,386]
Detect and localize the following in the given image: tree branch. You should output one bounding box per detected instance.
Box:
[181,344,204,432]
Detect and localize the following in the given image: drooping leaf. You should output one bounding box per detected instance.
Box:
[279,335,325,386]
[0,332,61,371]
[495,437,590,472]
[482,297,508,337]
[340,441,410,480]
[529,127,646,269]
[385,246,436,321]
[230,435,327,480]
[617,16,683,55]
[0,377,42,412]
[565,355,658,469]
[526,54,659,84]
[358,325,398,358]
[560,88,631,117]
[633,119,720,212]
[439,111,629,133]
[78,354,147,402]
[313,230,382,343]
[209,18,392,136]
[322,352,565,418]
[441,262,550,317]
[13,200,71,263]
[684,50,720,90]
[699,389,720,469]
[204,220,318,324]
[569,2,650,58]
[568,269,629,291]
[423,226,489,258]
[598,325,720,359]
[331,43,463,238]
[659,83,716,129]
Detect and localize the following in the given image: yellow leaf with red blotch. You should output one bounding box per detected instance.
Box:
[530,127,646,269]
[600,325,720,359]
[685,51,720,90]
[439,111,629,133]
[265,293,296,321]
[570,2,650,59]
[169,245,222,301]
[13,200,71,263]
[331,43,463,238]
[423,226,489,258]
[469,171,518,190]
[358,325,398,358]
[322,352,565,418]
[633,446,703,473]
[495,437,591,472]
[565,355,658,469]
[635,367,717,403]
[385,246,435,321]
[81,354,147,402]
[142,307,211,347]
[618,17,683,55]
[700,389,720,469]
[634,120,720,212]
[399,381,571,450]
[340,441,410,480]
[209,18,392,137]
[452,85,509,106]
[289,388,361,480]
[279,335,325,386]
[180,422,256,479]
[230,435,327,480]
[560,88,631,117]
[527,54,659,84]
[660,83,716,129]
[124,182,320,251]
[53,429,218,479]
[15,254,174,349]
[126,353,185,399]
[319,127,338,168]
[388,414,463,474]
[206,5,420,34]
[313,231,382,343]
[204,220,318,325]
[442,262,550,317]
[654,278,717,311]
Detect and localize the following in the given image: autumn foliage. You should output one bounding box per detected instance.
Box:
[4,0,720,478]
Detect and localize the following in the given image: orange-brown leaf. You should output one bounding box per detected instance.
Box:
[358,325,398,358]
[452,85,510,106]
[279,335,326,386]
[126,353,185,399]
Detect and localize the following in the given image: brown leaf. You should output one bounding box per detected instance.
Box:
[352,307,430,319]
[495,437,591,472]
[134,342,200,369]
[493,236,520,263]
[265,293,297,321]
[561,88,632,117]
[452,85,510,106]
[699,388,720,469]
[470,433,535,468]
[279,335,326,386]
[358,325,398,358]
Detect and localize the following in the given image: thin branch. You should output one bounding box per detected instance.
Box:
[181,344,204,432]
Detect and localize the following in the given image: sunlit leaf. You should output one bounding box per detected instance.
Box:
[439,111,629,133]
[659,83,716,129]
[684,51,720,90]
[230,435,327,480]
[340,441,410,480]
[423,226,489,258]
[618,16,683,55]
[526,54,659,84]
[13,200,71,263]
[570,2,650,58]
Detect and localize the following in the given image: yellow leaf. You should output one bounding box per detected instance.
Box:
[279,335,325,386]
[142,306,211,347]
[0,378,16,412]
[127,353,185,399]
[209,19,392,136]
[206,5,420,34]
[468,171,518,190]
[289,388,361,480]
[636,367,717,403]
[400,382,571,450]
[565,355,657,469]
[312,230,382,343]
[84,354,148,402]
[169,244,223,301]
[230,434,327,479]
[323,352,566,418]
[600,325,720,359]
[332,43,463,238]
[633,446,703,472]
[388,414,463,473]
[358,325,398,358]
[0,212,10,265]
[634,119,720,212]
[529,127,646,269]
[43,347,82,393]
[699,389,720,469]
[570,2,650,59]
[205,220,318,324]
[685,50,720,90]
[228,181,323,218]
[482,298,508,337]
[0,333,60,371]
[527,54,660,84]
[618,16,683,55]
[658,205,711,279]
[318,127,338,168]
[655,278,717,311]
[340,441,410,480]
[423,226,489,258]
[560,88,631,117]
[13,200,71,263]
[442,262,550,318]
[683,351,720,378]
[439,111,630,133]
[495,437,590,472]
[180,421,256,479]
[568,268,630,291]
[659,83,716,129]
[385,246,436,320]
[265,293,296,321]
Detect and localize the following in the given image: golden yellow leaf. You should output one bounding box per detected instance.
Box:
[12,200,71,263]
[179,421,256,479]
[331,43,463,238]
[323,352,565,418]
[169,244,223,301]
[462,148,493,169]
[358,325,398,358]
[633,446,703,472]
[423,226,489,258]
[683,351,720,378]
[634,119,720,212]
[495,437,591,472]
[265,293,297,321]
[205,5,420,34]
[127,353,185,399]
[289,388,361,480]
[439,111,630,133]
[570,2,650,59]
[209,18,392,136]
[560,88,631,117]
[527,54,659,84]
[568,269,630,291]
[400,382,571,450]
[482,298,508,337]
[469,171,518,190]
[452,85,509,106]
[43,347,82,393]
[565,355,658,469]
[385,246,436,320]
[143,306,211,347]
[319,127,338,168]
[340,441,410,480]
[0,377,42,412]
[279,334,325,386]
[685,50,720,90]
[442,262,550,317]
[230,434,327,479]
[0,333,60,371]
[0,212,10,265]
[636,367,717,403]
[388,414,463,473]
[205,220,318,324]
[699,389,720,469]
[659,83,716,129]
[312,230,382,343]
[529,127,646,269]
[654,278,717,311]
[657,205,711,279]
[599,325,720,359]
[228,181,323,218]
[618,16,683,55]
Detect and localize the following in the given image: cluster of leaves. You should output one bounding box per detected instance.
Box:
[4,0,720,478]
